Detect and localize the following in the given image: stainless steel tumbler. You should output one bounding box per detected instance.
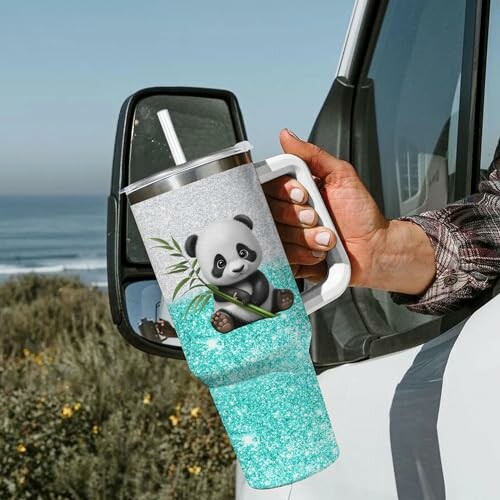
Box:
[122,141,350,489]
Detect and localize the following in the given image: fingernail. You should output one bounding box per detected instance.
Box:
[286,128,301,140]
[315,231,331,246]
[298,209,315,225]
[290,188,305,203]
[312,250,326,258]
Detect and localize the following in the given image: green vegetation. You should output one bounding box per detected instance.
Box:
[0,275,235,499]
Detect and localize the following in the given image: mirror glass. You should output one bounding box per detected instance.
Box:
[124,280,181,347]
[126,95,238,264]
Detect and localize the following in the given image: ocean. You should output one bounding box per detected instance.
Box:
[0,195,107,288]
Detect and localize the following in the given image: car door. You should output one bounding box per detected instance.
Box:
[237,0,497,498]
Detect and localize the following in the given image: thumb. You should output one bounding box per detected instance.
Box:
[279,128,348,181]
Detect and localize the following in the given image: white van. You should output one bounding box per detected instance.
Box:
[107,0,500,497]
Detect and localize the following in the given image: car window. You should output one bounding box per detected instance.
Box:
[312,0,474,365]
[480,3,500,178]
[359,0,467,336]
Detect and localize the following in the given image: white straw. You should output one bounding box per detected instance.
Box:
[157,109,187,166]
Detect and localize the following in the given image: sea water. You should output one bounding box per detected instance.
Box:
[0,195,107,287]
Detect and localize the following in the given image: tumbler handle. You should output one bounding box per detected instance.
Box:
[255,154,351,315]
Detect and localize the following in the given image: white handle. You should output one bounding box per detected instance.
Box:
[255,154,351,315]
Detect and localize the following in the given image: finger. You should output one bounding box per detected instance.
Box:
[279,128,354,181]
[268,198,318,228]
[277,223,336,251]
[262,176,309,205]
[294,262,328,283]
[283,242,326,265]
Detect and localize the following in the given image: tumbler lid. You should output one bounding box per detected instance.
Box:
[121,141,253,204]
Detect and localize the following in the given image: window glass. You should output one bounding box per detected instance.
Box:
[480,3,500,177]
[360,0,467,334]
[368,0,466,219]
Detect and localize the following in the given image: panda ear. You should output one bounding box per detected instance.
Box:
[184,234,198,257]
[234,214,253,230]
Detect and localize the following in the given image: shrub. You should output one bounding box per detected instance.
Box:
[0,275,235,499]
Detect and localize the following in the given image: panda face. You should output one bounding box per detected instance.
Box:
[185,216,262,286]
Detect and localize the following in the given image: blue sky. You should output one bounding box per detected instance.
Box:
[0,0,354,195]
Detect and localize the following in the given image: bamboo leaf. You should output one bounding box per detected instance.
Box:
[150,238,173,249]
[170,253,184,258]
[183,299,197,319]
[172,237,182,253]
[184,293,204,317]
[167,267,188,274]
[180,284,206,296]
[172,277,190,299]
[167,262,188,270]
[197,293,212,313]
[152,245,174,250]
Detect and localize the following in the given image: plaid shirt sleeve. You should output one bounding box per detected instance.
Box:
[391,139,500,315]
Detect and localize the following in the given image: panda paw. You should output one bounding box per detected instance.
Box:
[276,289,294,311]
[211,310,235,333]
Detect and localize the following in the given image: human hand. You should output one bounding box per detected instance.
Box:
[264,129,436,294]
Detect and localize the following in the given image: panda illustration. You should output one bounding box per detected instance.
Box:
[184,214,294,333]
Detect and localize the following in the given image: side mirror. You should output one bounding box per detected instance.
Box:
[107,87,249,358]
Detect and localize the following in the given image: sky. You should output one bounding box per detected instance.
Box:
[0,0,354,195]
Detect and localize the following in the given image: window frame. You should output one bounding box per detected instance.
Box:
[310,0,492,371]
[358,0,491,357]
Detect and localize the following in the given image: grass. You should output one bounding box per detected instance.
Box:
[0,274,235,499]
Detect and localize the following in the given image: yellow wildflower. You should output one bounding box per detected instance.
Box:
[73,402,82,411]
[92,424,99,435]
[175,402,182,412]
[17,443,27,454]
[187,465,202,475]
[168,414,180,426]
[61,405,74,418]
[143,393,152,405]
[22,348,30,358]
[32,353,43,366]
[190,407,201,418]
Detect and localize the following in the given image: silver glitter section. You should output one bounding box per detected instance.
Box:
[131,164,286,297]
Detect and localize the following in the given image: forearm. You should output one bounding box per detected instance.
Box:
[368,220,436,295]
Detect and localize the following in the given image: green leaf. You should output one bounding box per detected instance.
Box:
[197,293,212,313]
[183,298,197,319]
[183,293,204,318]
[152,245,173,250]
[180,284,206,296]
[167,267,188,274]
[172,277,190,299]
[150,238,173,249]
[167,261,188,270]
[170,253,184,258]
[172,238,182,253]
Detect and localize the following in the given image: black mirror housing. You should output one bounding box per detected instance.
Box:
[107,87,248,359]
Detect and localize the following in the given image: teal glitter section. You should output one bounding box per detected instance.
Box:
[168,258,312,386]
[210,355,339,489]
[168,258,339,488]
